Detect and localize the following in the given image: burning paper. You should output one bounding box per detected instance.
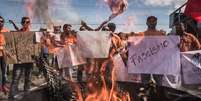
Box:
[105,0,128,21]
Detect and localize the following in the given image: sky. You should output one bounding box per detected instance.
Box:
[0,0,187,33]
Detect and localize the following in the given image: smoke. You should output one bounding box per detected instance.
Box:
[123,15,137,32]
[116,15,139,33]
[25,0,80,29]
[49,0,81,26]
[25,0,53,29]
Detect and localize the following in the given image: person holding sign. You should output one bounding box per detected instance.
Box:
[59,24,77,80]
[9,17,31,32]
[175,23,200,52]
[0,16,9,94]
[138,16,165,85]
[138,16,165,36]
[100,23,123,81]
[9,17,34,99]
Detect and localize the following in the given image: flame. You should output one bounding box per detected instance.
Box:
[72,58,131,101]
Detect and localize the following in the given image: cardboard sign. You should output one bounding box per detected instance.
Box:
[3,32,39,64]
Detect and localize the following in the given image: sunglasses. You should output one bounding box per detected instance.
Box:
[0,19,4,23]
[22,20,30,24]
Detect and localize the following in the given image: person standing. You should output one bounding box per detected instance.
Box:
[175,23,200,52]
[9,17,33,99]
[0,16,9,94]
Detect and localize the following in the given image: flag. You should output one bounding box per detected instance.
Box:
[184,0,201,22]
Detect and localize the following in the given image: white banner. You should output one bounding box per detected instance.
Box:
[35,32,60,42]
[128,36,180,75]
[181,51,201,84]
[35,32,43,43]
[56,45,86,68]
[77,31,111,58]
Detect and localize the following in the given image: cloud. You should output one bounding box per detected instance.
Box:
[49,0,81,25]
[142,0,187,8]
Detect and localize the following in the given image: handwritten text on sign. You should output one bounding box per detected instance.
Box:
[181,51,201,85]
[128,36,180,75]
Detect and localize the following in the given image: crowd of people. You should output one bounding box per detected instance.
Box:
[0,15,201,100]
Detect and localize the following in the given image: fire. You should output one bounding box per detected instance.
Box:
[72,59,131,101]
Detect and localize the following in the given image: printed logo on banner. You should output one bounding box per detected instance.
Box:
[127,36,180,76]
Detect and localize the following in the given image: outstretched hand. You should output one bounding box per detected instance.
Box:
[81,20,87,26]
[9,20,14,24]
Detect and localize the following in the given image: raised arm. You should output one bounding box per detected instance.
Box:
[81,20,109,31]
[9,20,20,31]
[81,20,94,31]
[94,20,109,31]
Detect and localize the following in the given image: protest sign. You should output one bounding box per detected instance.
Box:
[128,36,180,75]
[114,54,141,83]
[56,45,86,68]
[77,31,111,58]
[181,51,201,84]
[3,32,39,64]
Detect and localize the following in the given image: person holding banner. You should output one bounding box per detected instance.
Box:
[9,17,34,99]
[137,16,166,101]
[59,24,77,80]
[9,17,31,32]
[139,16,165,85]
[175,23,200,52]
[61,24,76,46]
[139,16,165,36]
[80,20,108,31]
[0,16,9,94]
[100,23,123,80]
